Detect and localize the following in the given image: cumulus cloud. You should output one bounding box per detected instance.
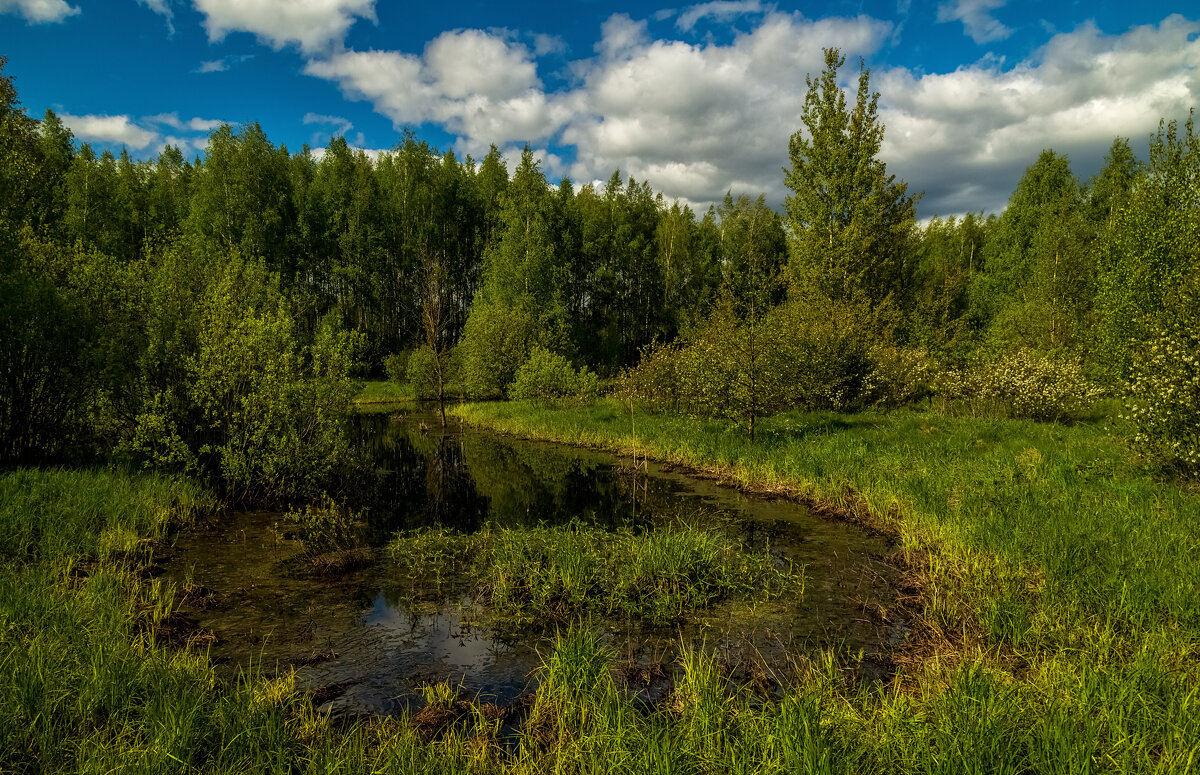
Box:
[879,15,1200,214]
[561,11,893,204]
[937,0,1012,44]
[305,31,573,151]
[0,0,79,24]
[304,11,1200,216]
[59,113,159,149]
[194,0,376,53]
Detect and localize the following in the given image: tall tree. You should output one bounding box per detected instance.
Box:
[783,48,918,305]
[1096,111,1200,375]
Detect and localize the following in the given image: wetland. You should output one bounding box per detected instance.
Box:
[163,406,901,718]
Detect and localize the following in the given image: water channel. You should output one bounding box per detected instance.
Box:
[163,406,901,717]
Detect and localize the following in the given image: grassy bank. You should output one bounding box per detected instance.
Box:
[389,522,801,623]
[7,416,1200,771]
[451,399,1200,770]
[354,379,415,404]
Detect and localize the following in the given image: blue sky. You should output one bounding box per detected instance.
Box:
[2,0,1197,215]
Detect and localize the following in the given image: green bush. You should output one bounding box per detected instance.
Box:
[406,346,439,400]
[614,341,684,412]
[510,347,601,401]
[863,345,937,409]
[1125,283,1200,474]
[937,349,1102,422]
[128,254,363,503]
[615,293,883,427]
[771,294,879,411]
[383,351,410,384]
[455,300,538,399]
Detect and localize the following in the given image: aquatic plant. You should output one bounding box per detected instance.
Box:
[388,522,802,623]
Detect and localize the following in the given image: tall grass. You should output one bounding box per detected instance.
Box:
[389,522,801,623]
[7,422,1200,772]
[452,399,1200,770]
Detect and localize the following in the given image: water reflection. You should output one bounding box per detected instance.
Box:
[165,408,899,717]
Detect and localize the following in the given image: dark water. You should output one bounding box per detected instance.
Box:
[164,407,900,717]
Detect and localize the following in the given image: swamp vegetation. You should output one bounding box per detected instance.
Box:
[2,44,1200,772]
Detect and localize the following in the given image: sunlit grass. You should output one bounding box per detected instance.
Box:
[353,379,415,404]
[388,522,801,623]
[451,398,1200,770]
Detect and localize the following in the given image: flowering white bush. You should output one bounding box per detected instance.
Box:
[1125,318,1200,474]
[936,349,1103,422]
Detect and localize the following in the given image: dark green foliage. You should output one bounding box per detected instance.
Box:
[784,48,918,305]
[509,346,601,401]
[0,270,94,465]
[407,345,440,400]
[383,351,409,385]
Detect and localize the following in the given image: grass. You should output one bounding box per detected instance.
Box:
[388,522,802,623]
[6,400,1200,772]
[354,379,415,404]
[449,398,1200,771]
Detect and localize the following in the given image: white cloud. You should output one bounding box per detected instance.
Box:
[194,0,376,53]
[143,113,227,134]
[193,54,253,74]
[309,144,387,163]
[676,0,766,32]
[0,0,79,23]
[878,15,1200,213]
[136,0,173,34]
[59,113,159,149]
[303,112,354,136]
[937,0,1012,44]
[304,11,1200,216]
[425,29,539,100]
[305,31,573,150]
[561,11,893,204]
[188,117,225,132]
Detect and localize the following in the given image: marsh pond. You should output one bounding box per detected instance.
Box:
[164,406,902,718]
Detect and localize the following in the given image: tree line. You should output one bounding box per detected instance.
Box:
[2,47,1197,487]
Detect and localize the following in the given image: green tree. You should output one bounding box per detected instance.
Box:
[784,48,918,305]
[456,148,568,397]
[1096,112,1200,376]
[974,150,1095,352]
[1088,137,1141,225]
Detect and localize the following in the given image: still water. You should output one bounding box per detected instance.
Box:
[164,407,900,717]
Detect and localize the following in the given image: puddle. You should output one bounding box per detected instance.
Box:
[164,407,900,717]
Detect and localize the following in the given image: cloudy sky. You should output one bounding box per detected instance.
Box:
[1,0,1197,215]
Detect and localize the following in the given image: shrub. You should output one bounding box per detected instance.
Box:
[1124,283,1200,475]
[864,345,937,409]
[277,497,371,574]
[509,347,601,401]
[937,349,1102,422]
[455,301,538,399]
[614,342,684,412]
[771,294,880,411]
[128,255,363,503]
[383,351,410,385]
[406,346,440,400]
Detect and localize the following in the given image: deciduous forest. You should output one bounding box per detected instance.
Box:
[2,45,1200,772]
